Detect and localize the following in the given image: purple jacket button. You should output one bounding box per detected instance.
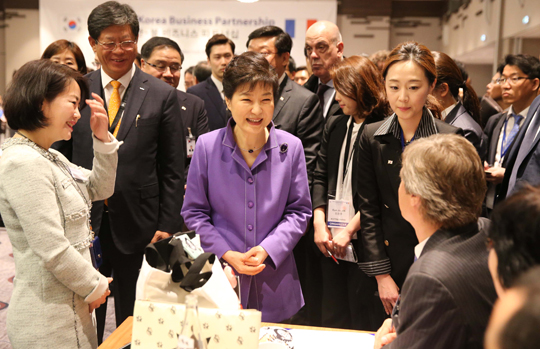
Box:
[247,177,254,184]
[247,224,253,231]
[248,201,254,208]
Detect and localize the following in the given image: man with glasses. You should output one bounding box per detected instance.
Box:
[303,21,344,120]
[58,1,185,340]
[483,54,540,210]
[187,34,235,131]
[140,37,209,178]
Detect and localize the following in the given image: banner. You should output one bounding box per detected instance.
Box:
[40,0,337,89]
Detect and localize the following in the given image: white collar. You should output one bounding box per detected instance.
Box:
[441,102,458,121]
[101,64,135,90]
[278,72,287,86]
[414,237,430,260]
[508,105,530,119]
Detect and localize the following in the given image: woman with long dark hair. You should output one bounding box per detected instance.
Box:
[356,42,462,316]
[432,51,487,161]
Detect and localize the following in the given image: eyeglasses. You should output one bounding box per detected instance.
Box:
[496,76,533,85]
[145,61,182,74]
[95,40,137,52]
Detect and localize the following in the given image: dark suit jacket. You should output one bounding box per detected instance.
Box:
[484,111,507,166]
[303,74,343,120]
[356,118,462,288]
[67,68,185,254]
[312,113,384,210]
[187,78,227,131]
[499,95,540,200]
[445,103,487,162]
[388,219,497,349]
[274,75,323,185]
[176,90,209,178]
[480,96,503,128]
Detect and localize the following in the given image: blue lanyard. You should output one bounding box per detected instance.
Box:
[400,129,415,151]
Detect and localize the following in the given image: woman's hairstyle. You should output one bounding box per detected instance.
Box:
[382,41,442,118]
[432,51,481,123]
[400,134,486,229]
[41,39,88,75]
[331,55,390,120]
[4,59,88,131]
[223,51,278,100]
[488,185,540,289]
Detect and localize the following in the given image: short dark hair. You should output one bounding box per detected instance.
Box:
[296,65,308,72]
[246,26,292,54]
[488,184,540,289]
[499,267,540,349]
[141,36,184,63]
[185,66,194,76]
[4,60,88,131]
[223,51,278,100]
[205,34,235,58]
[497,63,505,74]
[288,56,296,73]
[194,61,212,82]
[87,1,139,41]
[41,39,88,75]
[504,54,540,79]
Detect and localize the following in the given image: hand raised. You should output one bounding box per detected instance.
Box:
[87,93,111,143]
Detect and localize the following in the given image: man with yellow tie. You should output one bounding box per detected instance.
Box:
[54,1,185,342]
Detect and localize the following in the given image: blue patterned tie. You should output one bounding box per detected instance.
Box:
[502,113,524,158]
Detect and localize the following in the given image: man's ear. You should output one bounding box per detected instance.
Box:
[89,36,97,53]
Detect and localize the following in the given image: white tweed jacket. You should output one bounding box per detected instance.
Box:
[0,134,120,349]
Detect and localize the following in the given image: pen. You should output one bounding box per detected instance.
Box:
[136,114,140,127]
[326,248,339,265]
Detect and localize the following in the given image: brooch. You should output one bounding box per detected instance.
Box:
[280,143,288,153]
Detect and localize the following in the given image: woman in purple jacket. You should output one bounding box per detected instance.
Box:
[181,52,312,322]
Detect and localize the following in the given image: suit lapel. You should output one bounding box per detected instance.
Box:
[444,103,464,125]
[273,76,291,121]
[489,112,507,163]
[205,79,226,123]
[116,68,149,141]
[378,134,402,198]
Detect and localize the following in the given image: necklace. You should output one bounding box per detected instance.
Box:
[237,144,265,153]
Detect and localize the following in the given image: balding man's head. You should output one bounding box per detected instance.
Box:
[305,21,344,84]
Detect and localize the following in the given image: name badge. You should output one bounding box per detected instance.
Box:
[69,166,88,182]
[186,137,196,158]
[327,200,352,228]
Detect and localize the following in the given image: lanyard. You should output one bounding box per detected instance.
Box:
[108,83,132,134]
[400,129,415,151]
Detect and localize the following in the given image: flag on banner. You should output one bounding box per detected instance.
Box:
[285,19,295,38]
[307,19,317,29]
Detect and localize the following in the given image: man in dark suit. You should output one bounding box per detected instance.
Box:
[303,21,343,120]
[140,36,209,178]
[483,55,540,208]
[246,26,323,184]
[64,1,185,338]
[374,134,497,349]
[187,34,234,131]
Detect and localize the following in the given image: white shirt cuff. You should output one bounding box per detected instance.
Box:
[84,274,109,303]
[92,132,123,154]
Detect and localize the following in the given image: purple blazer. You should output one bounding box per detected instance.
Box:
[181,120,312,322]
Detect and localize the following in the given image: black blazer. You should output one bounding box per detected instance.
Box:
[176,90,209,177]
[187,78,227,131]
[356,118,462,288]
[312,113,384,210]
[67,68,185,254]
[274,75,323,186]
[388,219,497,349]
[445,103,487,162]
[303,74,343,120]
[480,96,503,128]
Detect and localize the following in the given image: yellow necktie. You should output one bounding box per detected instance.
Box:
[108,81,122,137]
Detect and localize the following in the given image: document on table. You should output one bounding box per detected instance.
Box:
[288,329,375,349]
